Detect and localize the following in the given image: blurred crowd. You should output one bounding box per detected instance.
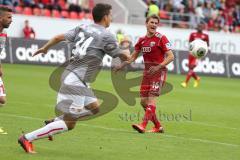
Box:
[144,0,240,33]
[0,0,94,19]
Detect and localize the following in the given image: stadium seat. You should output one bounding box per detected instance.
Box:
[42,9,51,17]
[23,7,33,15]
[70,11,78,19]
[61,10,69,18]
[15,6,23,14]
[52,10,61,18]
[33,8,41,16]
[78,12,85,19]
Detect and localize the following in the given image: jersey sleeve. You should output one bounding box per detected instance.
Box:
[158,35,172,52]
[189,33,194,42]
[134,38,142,52]
[102,32,122,58]
[64,26,80,42]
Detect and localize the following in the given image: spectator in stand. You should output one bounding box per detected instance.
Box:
[2,0,19,7]
[145,0,159,17]
[23,20,36,39]
[67,0,82,13]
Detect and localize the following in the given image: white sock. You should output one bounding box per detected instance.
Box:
[25,120,68,142]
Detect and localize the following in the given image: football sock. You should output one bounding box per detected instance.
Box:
[185,70,193,83]
[141,105,152,128]
[25,120,68,142]
[148,105,161,128]
[192,72,198,80]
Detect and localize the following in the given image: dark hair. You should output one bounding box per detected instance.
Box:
[92,3,112,22]
[146,14,160,23]
[0,5,12,15]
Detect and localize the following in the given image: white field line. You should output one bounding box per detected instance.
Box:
[8,101,240,131]
[0,112,239,148]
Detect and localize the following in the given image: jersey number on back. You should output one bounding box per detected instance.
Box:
[72,32,94,56]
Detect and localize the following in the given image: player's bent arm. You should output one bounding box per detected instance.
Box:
[114,50,140,72]
[118,49,131,61]
[120,50,140,66]
[33,34,65,56]
[159,50,174,68]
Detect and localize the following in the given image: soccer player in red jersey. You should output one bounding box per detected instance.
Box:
[115,14,174,133]
[181,23,209,88]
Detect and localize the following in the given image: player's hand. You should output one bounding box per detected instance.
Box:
[113,61,130,73]
[32,47,48,57]
[148,65,161,75]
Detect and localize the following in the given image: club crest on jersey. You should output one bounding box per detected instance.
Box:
[150,41,156,47]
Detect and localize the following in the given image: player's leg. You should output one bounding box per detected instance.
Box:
[192,66,200,87]
[18,100,99,153]
[0,77,6,106]
[181,64,195,87]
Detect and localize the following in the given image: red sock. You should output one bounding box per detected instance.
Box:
[141,106,152,128]
[148,105,161,128]
[192,72,198,80]
[185,70,193,83]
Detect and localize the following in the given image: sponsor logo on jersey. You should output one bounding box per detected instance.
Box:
[141,47,151,53]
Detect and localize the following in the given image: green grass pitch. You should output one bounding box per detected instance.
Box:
[0,64,239,160]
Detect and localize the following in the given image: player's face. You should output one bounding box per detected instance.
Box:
[146,18,159,35]
[105,10,113,28]
[0,11,12,29]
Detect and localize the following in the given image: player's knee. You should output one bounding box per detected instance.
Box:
[86,101,100,115]
[140,100,148,108]
[0,97,6,106]
[65,121,77,130]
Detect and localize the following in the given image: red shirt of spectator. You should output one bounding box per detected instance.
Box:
[23,20,35,39]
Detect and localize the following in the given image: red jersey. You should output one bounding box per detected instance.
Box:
[135,32,171,72]
[188,32,209,66]
[23,26,35,39]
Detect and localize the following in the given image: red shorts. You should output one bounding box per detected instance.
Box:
[140,70,167,97]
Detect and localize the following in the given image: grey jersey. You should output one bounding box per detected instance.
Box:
[0,30,7,58]
[64,24,122,83]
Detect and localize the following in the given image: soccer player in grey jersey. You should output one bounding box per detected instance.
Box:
[18,3,130,153]
[0,6,12,105]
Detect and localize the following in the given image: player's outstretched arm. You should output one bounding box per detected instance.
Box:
[32,34,65,57]
[114,50,140,72]
[148,50,174,74]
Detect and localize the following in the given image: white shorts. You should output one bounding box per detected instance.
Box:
[56,71,97,118]
[0,77,6,97]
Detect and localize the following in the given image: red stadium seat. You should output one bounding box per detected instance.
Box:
[78,12,85,19]
[15,6,23,14]
[23,7,33,15]
[70,11,78,19]
[61,10,69,18]
[52,10,61,18]
[33,8,41,16]
[42,9,51,17]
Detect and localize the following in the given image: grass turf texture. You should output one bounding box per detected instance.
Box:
[0,64,239,160]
